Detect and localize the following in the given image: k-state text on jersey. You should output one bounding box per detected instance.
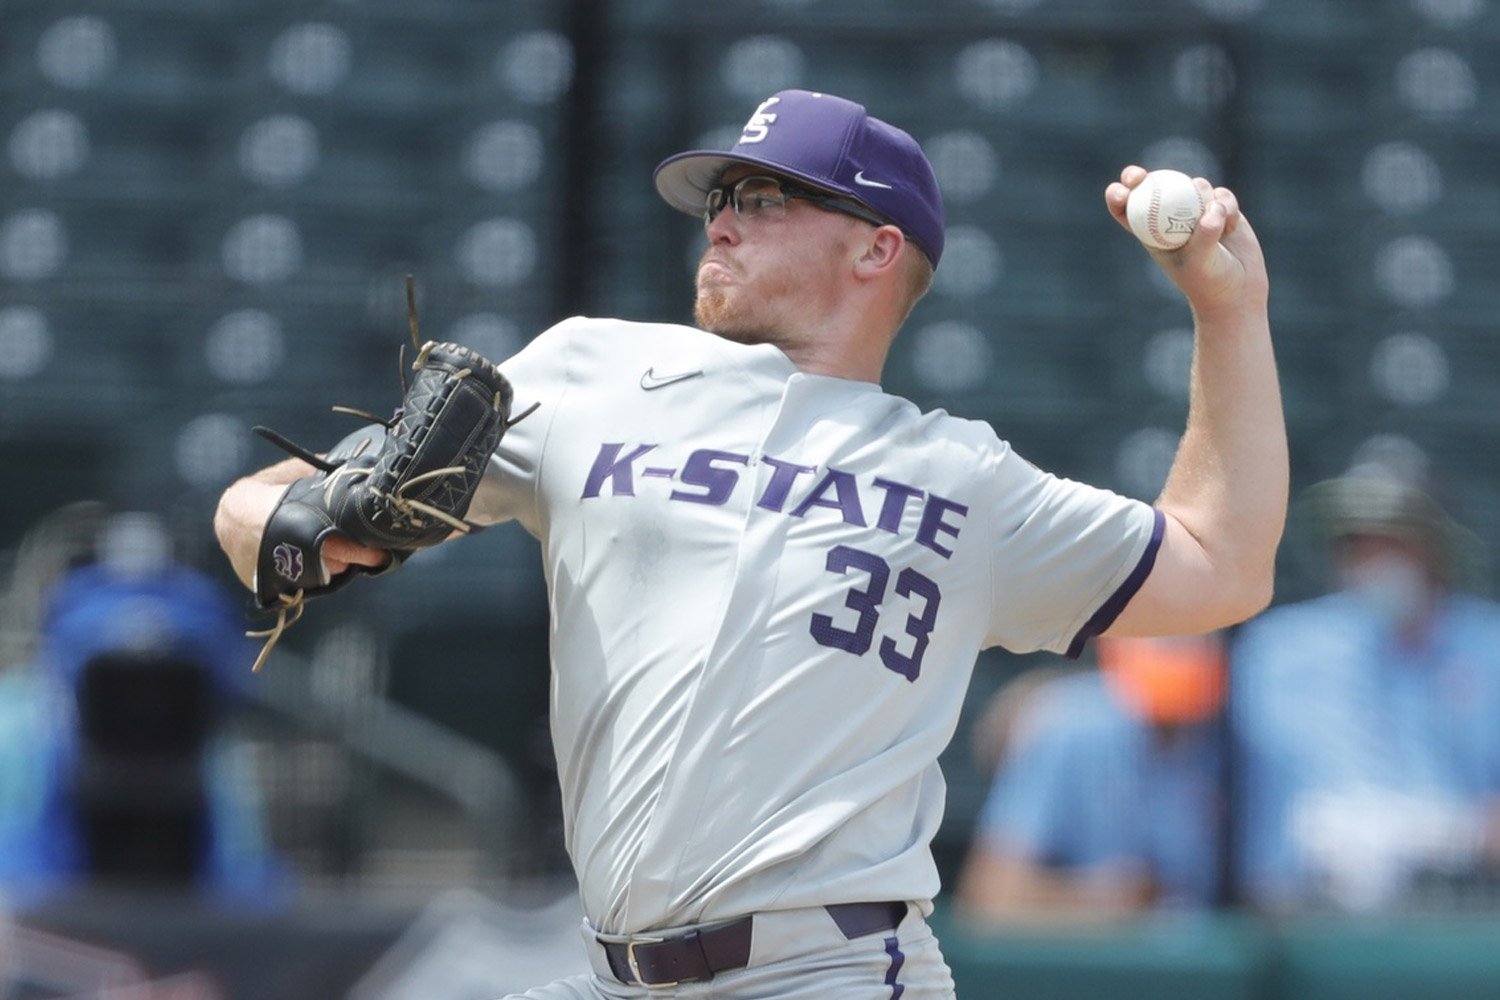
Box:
[581,442,969,559]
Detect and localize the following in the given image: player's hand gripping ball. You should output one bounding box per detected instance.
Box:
[1125,169,1209,252]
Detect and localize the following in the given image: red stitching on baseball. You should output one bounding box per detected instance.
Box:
[1148,187,1162,245]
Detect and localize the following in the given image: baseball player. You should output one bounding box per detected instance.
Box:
[214,90,1285,998]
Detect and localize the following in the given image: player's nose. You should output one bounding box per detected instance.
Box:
[704,203,742,245]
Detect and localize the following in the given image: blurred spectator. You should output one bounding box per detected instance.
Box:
[955,633,1228,924]
[1232,462,1500,913]
[0,510,285,905]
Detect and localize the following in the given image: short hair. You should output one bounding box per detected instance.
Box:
[896,242,935,325]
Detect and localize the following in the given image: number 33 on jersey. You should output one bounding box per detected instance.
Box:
[580,437,960,681]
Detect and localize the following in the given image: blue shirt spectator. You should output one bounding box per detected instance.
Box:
[1232,464,1500,912]
[1233,591,1500,911]
[957,635,1227,922]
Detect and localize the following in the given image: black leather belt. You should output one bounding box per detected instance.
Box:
[601,901,908,988]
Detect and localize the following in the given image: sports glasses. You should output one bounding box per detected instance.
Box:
[704,174,893,231]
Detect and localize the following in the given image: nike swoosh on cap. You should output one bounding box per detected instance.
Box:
[853,170,893,189]
[640,367,704,390]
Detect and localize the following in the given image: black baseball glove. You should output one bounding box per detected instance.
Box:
[246,282,535,670]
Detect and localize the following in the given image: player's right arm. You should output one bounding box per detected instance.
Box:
[1102,166,1287,636]
[213,457,387,591]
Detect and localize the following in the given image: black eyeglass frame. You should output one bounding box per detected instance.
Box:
[703,174,895,231]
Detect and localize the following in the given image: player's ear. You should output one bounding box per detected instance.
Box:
[852,225,906,282]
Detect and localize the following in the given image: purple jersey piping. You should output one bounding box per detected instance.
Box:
[1064,507,1166,659]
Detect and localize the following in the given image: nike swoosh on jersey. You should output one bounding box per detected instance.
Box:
[853,171,893,189]
[640,367,704,390]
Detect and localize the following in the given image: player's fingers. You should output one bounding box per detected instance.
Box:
[1191,176,1217,216]
[323,535,390,572]
[1105,165,1148,227]
[1189,199,1228,249]
[1228,208,1260,247]
[1106,165,1146,200]
[1167,198,1230,272]
[1105,184,1131,228]
[1219,208,1267,271]
[1212,185,1241,237]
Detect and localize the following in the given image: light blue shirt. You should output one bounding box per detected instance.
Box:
[976,671,1224,909]
[1231,591,1500,908]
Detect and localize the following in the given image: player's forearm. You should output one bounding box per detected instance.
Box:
[1157,300,1287,620]
[213,459,312,590]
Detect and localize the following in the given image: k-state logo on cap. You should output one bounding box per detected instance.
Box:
[273,542,304,582]
[739,96,780,144]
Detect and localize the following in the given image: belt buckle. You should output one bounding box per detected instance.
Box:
[625,936,679,989]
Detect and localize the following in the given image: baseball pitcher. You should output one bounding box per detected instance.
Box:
[214,89,1285,998]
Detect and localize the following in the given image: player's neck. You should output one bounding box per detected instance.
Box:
[778,334,888,385]
[790,293,902,383]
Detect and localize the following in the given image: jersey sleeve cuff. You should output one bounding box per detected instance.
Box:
[1063,507,1166,659]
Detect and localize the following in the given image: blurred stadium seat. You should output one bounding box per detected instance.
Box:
[73,650,217,884]
[2,1,570,548]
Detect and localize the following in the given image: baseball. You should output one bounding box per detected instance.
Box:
[1125,169,1209,251]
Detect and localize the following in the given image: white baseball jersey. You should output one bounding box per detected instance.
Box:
[469,316,1162,935]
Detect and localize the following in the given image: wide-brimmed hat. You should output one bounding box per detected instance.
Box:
[1305,464,1465,580]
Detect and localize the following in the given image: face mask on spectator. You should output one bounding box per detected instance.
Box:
[1343,551,1430,629]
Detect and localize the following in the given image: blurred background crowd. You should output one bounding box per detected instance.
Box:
[2,0,1500,996]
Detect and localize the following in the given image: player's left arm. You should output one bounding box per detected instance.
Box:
[214,457,388,591]
[1103,165,1288,636]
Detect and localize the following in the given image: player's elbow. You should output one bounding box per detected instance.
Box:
[1217,558,1276,627]
[1180,556,1276,633]
[1238,575,1276,624]
[1195,517,1280,628]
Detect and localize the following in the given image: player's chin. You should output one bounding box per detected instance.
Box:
[697,288,774,344]
[695,289,738,334]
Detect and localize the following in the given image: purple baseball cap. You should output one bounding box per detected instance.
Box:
[654,90,946,268]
